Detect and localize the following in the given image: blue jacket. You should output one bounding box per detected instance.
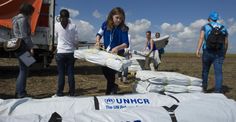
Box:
[97,21,129,54]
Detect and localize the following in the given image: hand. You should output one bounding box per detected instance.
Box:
[95,42,100,49]
[111,47,119,54]
[146,53,151,57]
[129,53,132,58]
[30,49,34,56]
[196,49,201,58]
[224,50,227,59]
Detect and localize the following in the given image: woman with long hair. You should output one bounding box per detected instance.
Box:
[95,7,129,95]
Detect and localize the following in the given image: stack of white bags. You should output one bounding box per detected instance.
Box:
[134,70,203,93]
[1,93,236,122]
[74,49,132,72]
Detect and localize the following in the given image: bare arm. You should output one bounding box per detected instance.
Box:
[95,35,102,49]
[196,30,204,57]
[143,40,148,51]
[111,43,127,54]
[147,39,154,56]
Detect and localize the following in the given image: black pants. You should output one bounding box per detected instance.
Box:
[102,66,117,94]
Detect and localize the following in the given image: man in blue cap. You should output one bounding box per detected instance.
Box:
[196,11,228,93]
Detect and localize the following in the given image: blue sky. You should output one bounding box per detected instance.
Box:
[55,0,236,53]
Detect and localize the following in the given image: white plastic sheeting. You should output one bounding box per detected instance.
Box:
[128,54,145,72]
[1,93,236,122]
[0,96,95,116]
[76,97,236,122]
[153,35,169,49]
[136,71,202,86]
[74,49,132,72]
[134,71,203,93]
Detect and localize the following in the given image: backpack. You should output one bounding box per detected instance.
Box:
[206,23,225,51]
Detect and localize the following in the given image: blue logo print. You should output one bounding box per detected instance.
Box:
[104,98,115,104]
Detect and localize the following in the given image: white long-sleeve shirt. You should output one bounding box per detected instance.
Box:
[55,22,79,53]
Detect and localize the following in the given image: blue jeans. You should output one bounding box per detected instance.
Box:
[202,50,224,92]
[56,53,75,96]
[16,58,28,97]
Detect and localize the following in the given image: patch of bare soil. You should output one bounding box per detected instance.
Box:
[0,53,235,100]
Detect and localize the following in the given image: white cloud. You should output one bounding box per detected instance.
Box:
[228,18,234,24]
[225,18,236,53]
[127,19,151,34]
[127,19,200,52]
[72,20,95,43]
[130,34,146,51]
[177,27,196,39]
[161,22,184,33]
[228,24,236,35]
[227,18,236,35]
[58,17,236,53]
[127,19,151,50]
[161,21,203,52]
[189,19,207,29]
[92,9,102,19]
[162,18,236,53]
[60,7,79,18]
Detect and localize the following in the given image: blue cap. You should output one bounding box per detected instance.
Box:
[209,11,219,21]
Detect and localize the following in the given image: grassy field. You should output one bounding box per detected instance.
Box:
[0,53,235,100]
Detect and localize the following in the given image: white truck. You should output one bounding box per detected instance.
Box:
[0,0,56,67]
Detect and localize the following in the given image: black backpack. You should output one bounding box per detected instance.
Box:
[206,23,225,51]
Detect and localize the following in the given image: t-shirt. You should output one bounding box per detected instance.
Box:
[55,22,79,53]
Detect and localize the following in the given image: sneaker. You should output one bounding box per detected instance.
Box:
[110,84,118,95]
[202,86,207,93]
[51,94,63,98]
[214,89,223,94]
[106,84,119,95]
[69,93,75,97]
[123,77,129,84]
[51,94,58,98]
[15,92,27,99]
[118,77,122,82]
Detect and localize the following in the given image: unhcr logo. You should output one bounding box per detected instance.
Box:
[104,98,150,104]
[104,98,115,104]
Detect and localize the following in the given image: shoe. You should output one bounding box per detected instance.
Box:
[123,77,129,84]
[202,86,207,93]
[52,94,63,98]
[69,93,75,97]
[110,84,118,95]
[106,84,119,95]
[51,94,58,98]
[15,92,27,99]
[214,89,223,94]
[118,77,122,82]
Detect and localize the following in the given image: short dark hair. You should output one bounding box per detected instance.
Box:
[60,9,70,18]
[19,3,34,16]
[146,30,151,34]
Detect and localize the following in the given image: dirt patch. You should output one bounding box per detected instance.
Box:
[0,53,236,100]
